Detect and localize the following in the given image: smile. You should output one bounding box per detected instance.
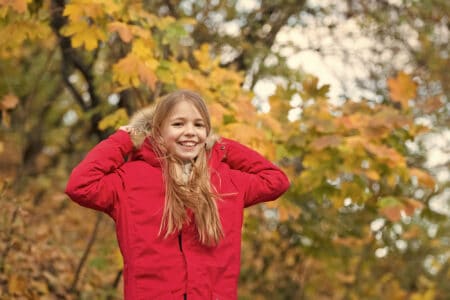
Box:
[178,141,197,147]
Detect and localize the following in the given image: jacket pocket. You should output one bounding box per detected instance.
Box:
[134,266,177,300]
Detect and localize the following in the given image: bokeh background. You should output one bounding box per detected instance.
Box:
[0,0,449,299]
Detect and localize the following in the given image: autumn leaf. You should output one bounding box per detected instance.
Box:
[1,94,19,109]
[194,44,218,72]
[0,0,29,14]
[362,169,380,181]
[363,143,405,167]
[418,96,444,114]
[310,135,342,151]
[61,21,106,50]
[410,168,435,188]
[378,196,403,222]
[112,54,158,90]
[387,71,417,108]
[108,22,133,43]
[98,108,129,131]
[403,198,424,216]
[401,225,422,240]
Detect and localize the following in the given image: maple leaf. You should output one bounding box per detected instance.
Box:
[311,135,342,151]
[378,196,403,222]
[98,108,129,131]
[1,93,19,109]
[403,198,424,216]
[410,168,435,189]
[363,143,406,167]
[61,21,106,50]
[418,96,444,114]
[138,63,157,90]
[387,71,417,108]
[0,0,29,14]
[108,22,133,43]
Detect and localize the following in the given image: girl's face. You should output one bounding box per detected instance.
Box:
[160,100,208,162]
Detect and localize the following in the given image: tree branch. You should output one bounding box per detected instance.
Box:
[69,212,103,293]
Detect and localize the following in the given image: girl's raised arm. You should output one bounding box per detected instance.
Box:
[65,130,134,218]
[219,138,290,207]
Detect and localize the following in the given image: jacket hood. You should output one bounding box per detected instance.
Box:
[128,105,221,166]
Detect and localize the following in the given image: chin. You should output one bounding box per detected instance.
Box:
[177,154,198,162]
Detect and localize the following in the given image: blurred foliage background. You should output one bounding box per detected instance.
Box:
[0,0,449,299]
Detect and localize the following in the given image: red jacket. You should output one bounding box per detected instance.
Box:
[66,130,289,300]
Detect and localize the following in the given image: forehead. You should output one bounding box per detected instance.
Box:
[167,100,203,119]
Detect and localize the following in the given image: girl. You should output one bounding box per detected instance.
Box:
[65,90,290,300]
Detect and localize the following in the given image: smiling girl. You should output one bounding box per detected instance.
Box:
[65,90,290,300]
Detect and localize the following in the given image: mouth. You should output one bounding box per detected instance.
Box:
[177,141,198,148]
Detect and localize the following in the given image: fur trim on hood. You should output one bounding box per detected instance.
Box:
[127,105,219,150]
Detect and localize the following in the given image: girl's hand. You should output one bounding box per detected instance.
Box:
[119,125,148,148]
[119,125,136,135]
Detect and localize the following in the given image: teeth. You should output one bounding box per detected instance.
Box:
[180,142,196,146]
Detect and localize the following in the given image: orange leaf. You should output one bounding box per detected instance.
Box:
[380,205,403,222]
[387,71,417,108]
[402,226,421,240]
[363,143,405,167]
[138,64,157,90]
[1,94,19,109]
[403,198,424,216]
[418,96,444,114]
[3,0,28,14]
[410,168,435,188]
[311,135,342,151]
[108,22,133,43]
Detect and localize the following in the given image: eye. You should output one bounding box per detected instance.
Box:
[171,122,183,127]
[195,122,205,128]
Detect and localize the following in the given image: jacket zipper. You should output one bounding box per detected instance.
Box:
[178,232,183,252]
[179,231,189,297]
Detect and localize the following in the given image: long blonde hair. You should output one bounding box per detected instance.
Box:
[150,90,223,246]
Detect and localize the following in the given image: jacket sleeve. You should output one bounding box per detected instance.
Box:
[220,138,290,207]
[65,130,134,217]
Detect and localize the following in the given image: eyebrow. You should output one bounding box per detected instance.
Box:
[169,117,204,122]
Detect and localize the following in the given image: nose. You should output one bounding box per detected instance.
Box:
[184,123,195,136]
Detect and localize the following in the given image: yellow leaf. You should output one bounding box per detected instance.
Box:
[410,289,435,300]
[363,169,380,181]
[387,71,417,108]
[132,38,155,60]
[8,274,27,294]
[98,108,129,131]
[194,43,218,72]
[61,21,106,50]
[63,3,84,21]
